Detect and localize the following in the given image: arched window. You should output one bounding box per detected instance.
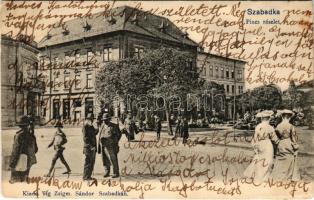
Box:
[226,68,229,79]
[209,66,213,77]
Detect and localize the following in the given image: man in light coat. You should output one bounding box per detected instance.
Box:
[99,113,122,178]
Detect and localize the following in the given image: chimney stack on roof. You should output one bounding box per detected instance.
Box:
[46,33,52,39]
[62,26,69,36]
[83,20,91,31]
[182,31,189,38]
[107,15,116,25]
[159,20,168,32]
[130,13,138,24]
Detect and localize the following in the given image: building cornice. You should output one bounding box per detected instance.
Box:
[198,51,246,64]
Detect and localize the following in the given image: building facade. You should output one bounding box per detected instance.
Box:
[197,51,246,119]
[38,6,198,124]
[1,35,45,127]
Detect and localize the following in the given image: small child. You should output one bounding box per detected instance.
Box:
[45,121,71,177]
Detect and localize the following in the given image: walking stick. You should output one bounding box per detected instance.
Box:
[291,151,299,181]
[97,123,102,154]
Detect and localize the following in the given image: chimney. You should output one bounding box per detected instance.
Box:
[159,20,168,32]
[62,26,69,36]
[182,31,189,38]
[46,33,52,39]
[130,13,138,24]
[107,15,116,25]
[83,20,91,31]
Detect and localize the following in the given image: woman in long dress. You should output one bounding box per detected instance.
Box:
[243,110,279,184]
[271,109,300,181]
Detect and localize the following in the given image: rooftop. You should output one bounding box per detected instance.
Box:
[38,6,198,48]
[198,50,246,63]
[1,34,38,49]
[296,79,314,92]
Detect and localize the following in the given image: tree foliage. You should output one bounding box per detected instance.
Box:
[282,81,304,109]
[238,84,282,111]
[95,58,155,104]
[95,47,204,126]
[200,81,226,114]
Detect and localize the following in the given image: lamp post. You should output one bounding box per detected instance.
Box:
[211,88,216,115]
[248,90,253,113]
[233,60,236,141]
[47,46,52,121]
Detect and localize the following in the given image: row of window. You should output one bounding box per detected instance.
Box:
[202,66,243,80]
[49,98,94,120]
[52,47,113,64]
[40,47,145,66]
[53,74,93,90]
[223,84,244,94]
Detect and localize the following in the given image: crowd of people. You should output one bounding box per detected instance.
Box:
[8,113,123,182]
[8,108,302,183]
[9,111,178,183]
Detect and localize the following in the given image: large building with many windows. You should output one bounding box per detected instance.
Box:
[197,51,246,119]
[38,6,198,123]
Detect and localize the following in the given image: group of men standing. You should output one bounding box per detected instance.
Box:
[82,113,121,181]
[9,112,188,182]
[82,112,192,180]
[170,115,189,144]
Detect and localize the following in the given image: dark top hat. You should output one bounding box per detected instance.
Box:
[85,113,95,120]
[27,115,34,124]
[54,121,64,128]
[102,113,111,120]
[16,115,30,126]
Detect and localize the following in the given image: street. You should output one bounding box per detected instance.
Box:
[2,125,314,180]
[2,125,314,198]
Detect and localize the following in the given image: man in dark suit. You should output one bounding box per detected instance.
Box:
[99,113,121,178]
[82,113,99,181]
[10,115,37,183]
[172,115,182,140]
[181,117,189,144]
[155,115,162,141]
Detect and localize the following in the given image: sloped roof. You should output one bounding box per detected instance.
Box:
[296,79,314,90]
[38,6,198,48]
[2,34,38,49]
[198,51,246,63]
[296,79,314,96]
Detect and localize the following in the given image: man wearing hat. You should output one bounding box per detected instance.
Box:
[45,120,71,177]
[82,113,99,180]
[155,115,162,141]
[172,115,182,140]
[9,115,37,183]
[99,113,122,178]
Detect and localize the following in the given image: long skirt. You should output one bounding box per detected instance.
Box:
[271,138,300,181]
[243,139,274,184]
